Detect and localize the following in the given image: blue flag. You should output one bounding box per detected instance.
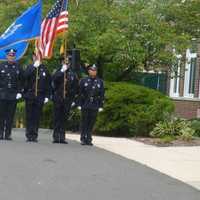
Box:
[0,0,42,49]
[0,41,29,61]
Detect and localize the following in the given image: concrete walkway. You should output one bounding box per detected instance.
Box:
[67,133,200,190]
[1,129,199,200]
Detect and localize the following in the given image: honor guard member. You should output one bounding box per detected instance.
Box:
[0,49,24,140]
[52,56,79,144]
[24,54,51,142]
[78,64,104,146]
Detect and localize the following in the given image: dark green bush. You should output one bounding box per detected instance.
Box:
[14,101,54,129]
[14,82,174,137]
[14,101,80,131]
[150,117,195,141]
[95,82,174,137]
[190,119,200,137]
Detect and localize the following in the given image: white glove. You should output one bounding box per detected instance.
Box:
[61,64,68,72]
[16,93,22,100]
[33,60,40,68]
[99,108,103,112]
[71,102,75,107]
[44,98,49,104]
[77,106,81,110]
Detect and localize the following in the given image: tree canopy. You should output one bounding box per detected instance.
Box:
[0,0,199,80]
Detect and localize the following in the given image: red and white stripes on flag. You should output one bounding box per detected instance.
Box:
[36,0,68,60]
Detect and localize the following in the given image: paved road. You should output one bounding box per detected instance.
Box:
[0,129,199,200]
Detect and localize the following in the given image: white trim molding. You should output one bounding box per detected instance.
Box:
[169,55,181,98]
[183,49,197,98]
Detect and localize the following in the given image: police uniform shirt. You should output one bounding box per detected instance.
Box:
[79,77,104,110]
[0,61,23,100]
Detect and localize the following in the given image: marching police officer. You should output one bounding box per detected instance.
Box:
[24,54,51,142]
[52,56,79,144]
[78,64,104,145]
[0,49,24,140]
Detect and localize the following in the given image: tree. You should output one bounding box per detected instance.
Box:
[0,0,199,79]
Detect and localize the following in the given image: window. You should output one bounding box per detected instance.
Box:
[170,56,181,97]
[188,57,196,94]
[184,49,197,98]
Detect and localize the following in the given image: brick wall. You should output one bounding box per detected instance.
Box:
[173,99,200,119]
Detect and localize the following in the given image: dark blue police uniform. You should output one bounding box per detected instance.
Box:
[0,57,24,140]
[78,69,104,145]
[24,64,51,142]
[52,67,79,143]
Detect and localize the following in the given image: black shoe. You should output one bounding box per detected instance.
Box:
[5,137,12,141]
[52,140,59,144]
[81,140,86,145]
[26,138,32,142]
[60,140,68,144]
[32,139,38,143]
[87,142,93,146]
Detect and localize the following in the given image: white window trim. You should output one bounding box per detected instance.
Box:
[169,55,181,98]
[183,49,197,98]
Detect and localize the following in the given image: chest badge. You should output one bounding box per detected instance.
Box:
[84,83,88,87]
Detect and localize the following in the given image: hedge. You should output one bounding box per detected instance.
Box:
[95,82,174,137]
[14,82,174,137]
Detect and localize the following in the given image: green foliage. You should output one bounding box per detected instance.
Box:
[95,82,174,137]
[65,109,81,132]
[15,101,26,128]
[0,0,198,79]
[14,101,80,131]
[179,127,195,141]
[150,118,195,141]
[190,119,200,137]
[14,82,174,137]
[159,135,175,144]
[40,102,54,129]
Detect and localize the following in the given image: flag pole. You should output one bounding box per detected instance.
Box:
[63,32,68,99]
[35,67,39,97]
[35,41,40,97]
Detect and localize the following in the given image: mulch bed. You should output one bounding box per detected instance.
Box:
[132,137,200,147]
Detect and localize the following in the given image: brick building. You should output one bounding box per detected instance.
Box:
[169,43,200,119]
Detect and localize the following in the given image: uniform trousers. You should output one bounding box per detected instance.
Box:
[80,108,98,143]
[0,100,17,138]
[25,99,44,140]
[53,98,72,142]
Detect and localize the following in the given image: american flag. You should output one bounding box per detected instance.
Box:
[36,0,68,59]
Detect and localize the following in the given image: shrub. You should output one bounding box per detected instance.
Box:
[179,127,195,141]
[14,82,174,137]
[95,82,174,137]
[190,119,200,137]
[150,118,195,141]
[14,101,80,131]
[15,101,25,128]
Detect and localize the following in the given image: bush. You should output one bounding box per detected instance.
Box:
[150,118,195,141]
[95,82,174,137]
[15,101,25,128]
[179,127,195,141]
[14,101,54,129]
[14,82,174,137]
[190,119,200,137]
[14,101,80,131]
